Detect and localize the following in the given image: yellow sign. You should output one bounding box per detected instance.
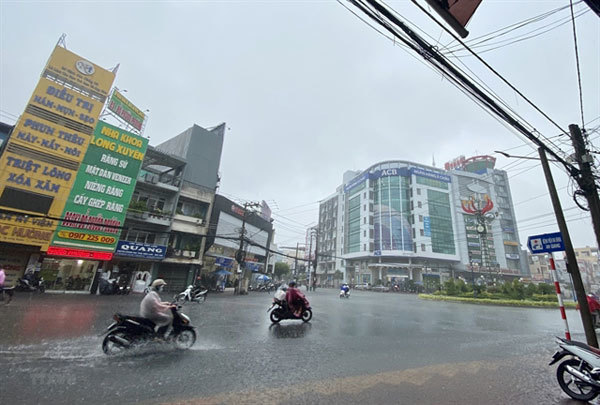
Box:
[7,112,91,162]
[503,241,519,246]
[0,44,115,248]
[0,212,56,249]
[43,45,115,98]
[57,230,116,245]
[30,77,103,127]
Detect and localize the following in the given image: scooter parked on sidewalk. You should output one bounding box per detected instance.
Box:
[16,274,45,293]
[550,336,600,401]
[102,303,196,355]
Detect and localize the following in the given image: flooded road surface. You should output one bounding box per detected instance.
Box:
[0,290,593,404]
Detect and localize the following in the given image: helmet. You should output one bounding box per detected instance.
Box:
[288,281,297,287]
[151,279,167,288]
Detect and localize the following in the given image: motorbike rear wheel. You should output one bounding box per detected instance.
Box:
[301,308,313,322]
[556,358,599,401]
[102,332,129,356]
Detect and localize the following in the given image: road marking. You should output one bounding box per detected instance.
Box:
[163,359,501,405]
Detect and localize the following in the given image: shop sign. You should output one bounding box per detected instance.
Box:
[368,168,410,181]
[506,253,520,260]
[0,45,115,248]
[50,121,148,253]
[114,241,166,259]
[43,45,115,99]
[46,246,113,260]
[215,256,234,268]
[503,240,519,246]
[409,167,452,183]
[0,212,56,245]
[107,90,145,131]
[423,216,431,237]
[344,172,368,193]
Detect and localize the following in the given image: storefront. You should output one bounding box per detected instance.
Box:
[0,243,40,287]
[40,257,99,292]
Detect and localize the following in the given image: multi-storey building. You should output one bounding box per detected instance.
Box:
[316,156,527,285]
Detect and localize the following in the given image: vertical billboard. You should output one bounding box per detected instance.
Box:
[48,121,148,258]
[0,45,115,249]
[107,90,146,132]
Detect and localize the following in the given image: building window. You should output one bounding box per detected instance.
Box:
[364,217,367,224]
[413,228,416,238]
[417,188,421,195]
[364,230,366,237]
[418,201,422,208]
[364,244,367,251]
[364,192,367,199]
[419,215,423,222]
[364,204,367,211]
[421,244,426,251]
[427,189,456,255]
[420,229,424,236]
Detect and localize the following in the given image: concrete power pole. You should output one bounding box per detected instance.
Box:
[569,124,600,250]
[235,201,260,295]
[539,147,598,347]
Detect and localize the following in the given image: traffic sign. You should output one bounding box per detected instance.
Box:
[527,232,565,254]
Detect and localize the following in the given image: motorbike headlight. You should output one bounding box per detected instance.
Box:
[180,313,190,324]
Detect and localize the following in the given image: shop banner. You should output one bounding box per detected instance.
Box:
[108,90,145,131]
[115,241,166,259]
[0,45,115,248]
[50,121,148,255]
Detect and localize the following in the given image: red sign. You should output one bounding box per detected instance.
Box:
[46,246,113,260]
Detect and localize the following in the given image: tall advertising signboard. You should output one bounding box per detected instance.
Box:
[0,46,115,249]
[107,90,146,132]
[48,121,148,259]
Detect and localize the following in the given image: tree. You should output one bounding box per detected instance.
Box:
[333,270,343,280]
[274,262,290,280]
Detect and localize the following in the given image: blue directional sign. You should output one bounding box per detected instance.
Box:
[527,232,565,254]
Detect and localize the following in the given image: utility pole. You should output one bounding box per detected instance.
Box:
[294,242,299,277]
[235,201,260,295]
[312,227,318,291]
[307,230,313,290]
[539,147,598,347]
[570,124,600,250]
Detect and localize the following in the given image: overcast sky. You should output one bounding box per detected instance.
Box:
[1,0,598,251]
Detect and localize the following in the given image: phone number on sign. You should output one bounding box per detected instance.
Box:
[57,231,116,245]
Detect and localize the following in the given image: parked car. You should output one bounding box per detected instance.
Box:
[354,283,372,290]
[372,285,390,292]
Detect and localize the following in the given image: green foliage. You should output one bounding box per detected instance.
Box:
[274,262,290,279]
[531,293,558,302]
[537,283,555,295]
[128,201,147,212]
[524,283,537,297]
[444,279,458,296]
[419,294,577,308]
[333,270,344,280]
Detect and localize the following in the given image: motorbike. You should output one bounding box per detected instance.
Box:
[176,285,207,303]
[16,275,45,293]
[339,289,350,299]
[267,290,312,323]
[102,304,196,355]
[550,336,600,401]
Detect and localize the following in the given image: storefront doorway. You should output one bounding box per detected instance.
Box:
[40,258,99,292]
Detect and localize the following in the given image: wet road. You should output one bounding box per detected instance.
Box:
[0,289,595,404]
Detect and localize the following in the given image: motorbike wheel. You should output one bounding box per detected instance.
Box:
[38,285,45,293]
[102,332,129,356]
[556,358,599,401]
[301,308,313,323]
[270,310,282,324]
[174,329,196,350]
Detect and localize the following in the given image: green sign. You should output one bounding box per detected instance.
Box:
[50,121,148,253]
[108,90,145,131]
